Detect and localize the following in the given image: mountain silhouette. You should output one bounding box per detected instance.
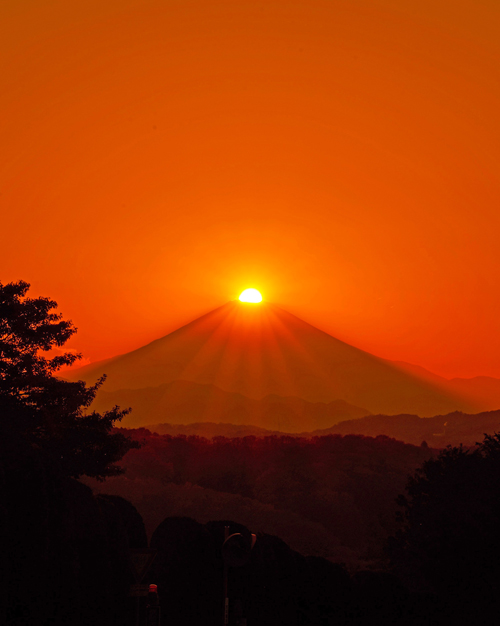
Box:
[91,379,370,431]
[69,301,476,419]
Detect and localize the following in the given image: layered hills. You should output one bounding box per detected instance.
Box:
[93,379,370,431]
[142,408,500,449]
[69,300,477,427]
[320,409,500,447]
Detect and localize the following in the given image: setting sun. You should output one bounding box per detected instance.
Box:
[239,288,263,303]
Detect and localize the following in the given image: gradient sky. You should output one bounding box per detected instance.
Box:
[1,0,499,378]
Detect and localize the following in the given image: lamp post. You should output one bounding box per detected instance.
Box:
[221,527,257,626]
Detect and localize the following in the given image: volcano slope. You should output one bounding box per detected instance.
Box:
[68,301,476,426]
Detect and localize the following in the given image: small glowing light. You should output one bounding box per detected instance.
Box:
[239,288,263,303]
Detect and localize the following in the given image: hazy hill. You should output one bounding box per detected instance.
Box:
[68,301,474,418]
[144,408,500,448]
[93,379,370,431]
[321,409,500,447]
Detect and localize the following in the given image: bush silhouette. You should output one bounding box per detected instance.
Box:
[150,516,219,626]
[389,433,500,623]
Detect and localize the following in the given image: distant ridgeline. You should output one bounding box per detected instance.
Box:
[141,409,500,449]
[67,301,496,430]
[315,409,500,448]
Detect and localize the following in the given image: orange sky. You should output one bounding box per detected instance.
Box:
[1,0,499,379]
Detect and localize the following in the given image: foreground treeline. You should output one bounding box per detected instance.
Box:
[91,430,500,624]
[102,430,433,562]
[4,432,500,625]
[0,433,445,626]
[0,426,427,626]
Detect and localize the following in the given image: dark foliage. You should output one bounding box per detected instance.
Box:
[299,556,354,625]
[150,517,219,625]
[97,494,148,550]
[0,280,138,479]
[149,516,311,626]
[388,432,500,623]
[146,515,446,626]
[0,432,143,626]
[111,429,433,560]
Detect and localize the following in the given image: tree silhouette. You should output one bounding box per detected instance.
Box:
[388,433,500,622]
[0,279,138,479]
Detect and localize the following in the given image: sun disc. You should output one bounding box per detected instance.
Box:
[239,288,263,303]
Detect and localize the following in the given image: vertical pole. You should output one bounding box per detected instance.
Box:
[224,525,230,626]
[147,584,160,626]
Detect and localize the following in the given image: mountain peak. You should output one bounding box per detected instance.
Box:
[68,302,476,417]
